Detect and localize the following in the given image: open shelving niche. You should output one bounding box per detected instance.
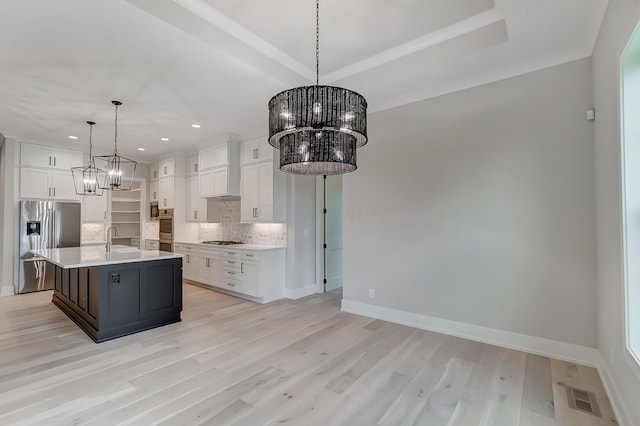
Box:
[110,181,142,248]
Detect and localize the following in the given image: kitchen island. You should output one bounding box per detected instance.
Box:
[31,246,183,343]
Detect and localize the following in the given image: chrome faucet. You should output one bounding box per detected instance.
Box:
[106,226,118,252]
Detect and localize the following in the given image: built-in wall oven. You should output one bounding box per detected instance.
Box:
[157,208,174,252]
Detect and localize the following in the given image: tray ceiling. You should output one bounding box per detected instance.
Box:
[0,0,608,161]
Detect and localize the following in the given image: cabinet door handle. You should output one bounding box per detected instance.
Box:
[153,191,156,199]
[255,148,259,159]
[53,188,56,197]
[206,258,210,267]
[194,164,198,173]
[48,187,51,197]
[104,211,107,220]
[194,210,197,219]
[164,199,167,207]
[49,156,52,166]
[228,282,235,287]
[228,271,235,275]
[241,262,244,273]
[54,157,56,167]
[186,255,190,263]
[246,253,254,257]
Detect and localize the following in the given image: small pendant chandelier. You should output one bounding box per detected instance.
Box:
[94,100,137,191]
[71,121,106,196]
[267,0,368,175]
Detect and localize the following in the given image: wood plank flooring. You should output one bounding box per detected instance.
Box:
[0,285,617,425]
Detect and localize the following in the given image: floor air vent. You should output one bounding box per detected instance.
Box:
[565,386,601,417]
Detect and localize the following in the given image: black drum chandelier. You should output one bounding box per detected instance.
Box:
[267,0,368,175]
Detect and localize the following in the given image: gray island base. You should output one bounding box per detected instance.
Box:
[32,246,183,343]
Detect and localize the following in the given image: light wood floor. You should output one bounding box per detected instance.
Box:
[0,284,617,425]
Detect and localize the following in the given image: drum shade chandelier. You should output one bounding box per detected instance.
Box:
[94,101,137,191]
[267,0,368,175]
[71,121,105,196]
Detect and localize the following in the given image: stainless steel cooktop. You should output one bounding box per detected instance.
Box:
[201,240,244,246]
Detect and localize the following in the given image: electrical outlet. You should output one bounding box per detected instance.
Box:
[369,288,375,298]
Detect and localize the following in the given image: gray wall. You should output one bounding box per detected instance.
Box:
[343,58,598,348]
[592,0,640,423]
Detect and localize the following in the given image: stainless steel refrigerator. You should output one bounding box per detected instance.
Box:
[18,200,81,294]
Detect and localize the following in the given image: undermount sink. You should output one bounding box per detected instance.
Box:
[110,247,139,253]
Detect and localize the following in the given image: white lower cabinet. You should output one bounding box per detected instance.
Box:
[174,243,285,303]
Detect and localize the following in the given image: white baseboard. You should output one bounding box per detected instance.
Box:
[285,284,322,300]
[597,353,633,426]
[341,299,599,367]
[0,285,15,297]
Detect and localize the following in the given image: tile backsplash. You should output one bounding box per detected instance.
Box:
[81,223,106,243]
[199,200,287,246]
[144,222,159,239]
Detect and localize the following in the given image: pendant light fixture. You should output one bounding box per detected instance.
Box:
[71,121,105,196]
[267,0,368,175]
[94,100,137,191]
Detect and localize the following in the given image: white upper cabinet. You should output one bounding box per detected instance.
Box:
[197,138,240,198]
[150,163,159,181]
[186,175,207,222]
[240,137,273,166]
[150,180,159,203]
[20,167,50,199]
[51,170,80,201]
[241,161,280,222]
[159,158,174,178]
[187,155,199,176]
[19,142,82,201]
[199,144,229,170]
[20,143,82,170]
[158,177,175,209]
[20,168,80,201]
[158,156,186,178]
[82,192,108,222]
[199,168,230,198]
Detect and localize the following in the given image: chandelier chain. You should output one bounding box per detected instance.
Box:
[114,103,118,155]
[316,0,319,86]
[89,123,93,160]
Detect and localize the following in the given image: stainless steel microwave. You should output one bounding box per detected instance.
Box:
[150,202,159,220]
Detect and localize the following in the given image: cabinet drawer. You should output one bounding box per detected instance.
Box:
[242,251,260,261]
[221,249,241,259]
[223,267,241,278]
[222,258,241,268]
[199,248,221,258]
[175,244,197,253]
[222,279,241,291]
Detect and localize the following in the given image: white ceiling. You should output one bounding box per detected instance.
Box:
[0,0,608,163]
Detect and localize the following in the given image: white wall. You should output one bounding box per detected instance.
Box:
[285,175,318,297]
[592,0,640,424]
[344,58,598,348]
[0,137,18,296]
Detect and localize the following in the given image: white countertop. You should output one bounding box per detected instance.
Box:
[31,246,183,269]
[174,241,285,251]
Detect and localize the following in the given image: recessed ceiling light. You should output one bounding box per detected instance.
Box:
[137,148,146,151]
[191,124,201,128]
[68,135,78,140]
[161,137,169,141]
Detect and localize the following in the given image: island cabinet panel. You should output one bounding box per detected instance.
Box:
[105,267,141,326]
[51,257,182,343]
